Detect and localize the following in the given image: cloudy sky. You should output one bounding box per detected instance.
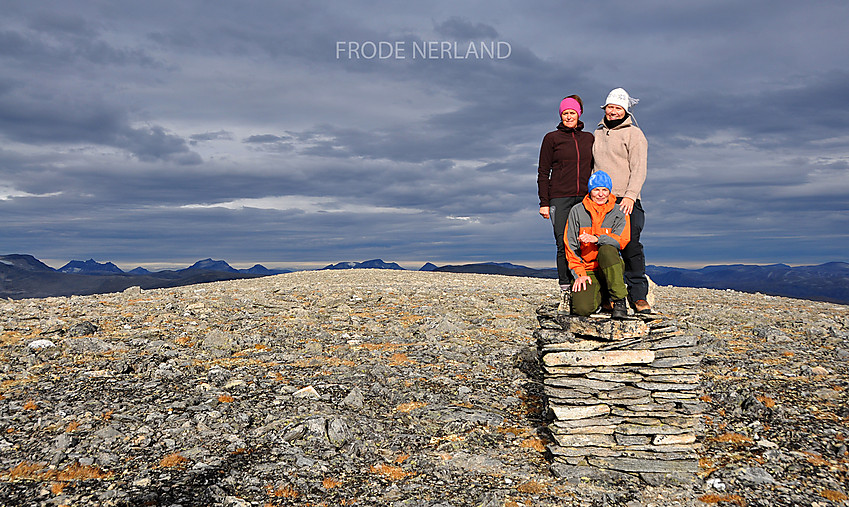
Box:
[2,1,847,270]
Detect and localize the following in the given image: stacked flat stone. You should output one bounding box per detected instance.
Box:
[535,302,702,484]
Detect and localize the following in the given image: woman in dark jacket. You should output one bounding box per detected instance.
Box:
[537,95,594,312]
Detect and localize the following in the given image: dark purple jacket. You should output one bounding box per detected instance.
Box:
[537,120,594,207]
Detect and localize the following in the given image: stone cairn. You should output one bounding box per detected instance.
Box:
[534,302,702,484]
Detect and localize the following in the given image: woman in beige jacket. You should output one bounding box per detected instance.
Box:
[592,88,650,313]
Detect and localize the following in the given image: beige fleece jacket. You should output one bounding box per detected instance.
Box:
[591,116,647,202]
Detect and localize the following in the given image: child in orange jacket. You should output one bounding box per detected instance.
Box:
[564,171,630,318]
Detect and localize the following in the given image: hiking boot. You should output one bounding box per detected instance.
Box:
[599,300,614,313]
[611,298,628,320]
[633,299,652,314]
[557,289,571,314]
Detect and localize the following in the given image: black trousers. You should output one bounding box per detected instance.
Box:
[617,197,648,302]
[549,196,583,287]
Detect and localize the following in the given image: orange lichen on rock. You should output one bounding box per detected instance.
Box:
[322,477,341,489]
[267,484,299,498]
[54,462,113,481]
[516,480,546,494]
[821,490,849,502]
[712,432,753,444]
[388,352,413,365]
[1,331,25,345]
[369,463,410,480]
[698,494,747,506]
[395,401,426,413]
[5,461,113,482]
[755,395,776,408]
[158,453,188,469]
[803,451,830,466]
[520,437,547,453]
[6,461,47,480]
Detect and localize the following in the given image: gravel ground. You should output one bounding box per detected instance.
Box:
[0,270,846,506]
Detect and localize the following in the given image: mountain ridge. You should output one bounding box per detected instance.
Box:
[0,255,268,300]
[58,259,124,275]
[646,262,849,305]
[320,259,404,271]
[1,254,846,304]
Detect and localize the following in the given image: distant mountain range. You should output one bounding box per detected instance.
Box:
[645,262,849,305]
[0,255,290,300]
[433,262,557,278]
[1,254,846,304]
[55,257,292,277]
[432,261,849,304]
[321,259,405,270]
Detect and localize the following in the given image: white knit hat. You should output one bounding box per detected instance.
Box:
[601,88,639,112]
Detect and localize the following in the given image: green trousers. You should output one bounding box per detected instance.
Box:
[571,244,628,316]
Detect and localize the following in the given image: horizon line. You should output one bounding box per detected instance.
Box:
[10,254,845,273]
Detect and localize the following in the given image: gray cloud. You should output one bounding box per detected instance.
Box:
[434,17,499,40]
[118,125,202,165]
[190,130,234,143]
[0,81,200,163]
[244,134,288,143]
[1,18,161,68]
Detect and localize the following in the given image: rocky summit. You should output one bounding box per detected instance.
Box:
[0,270,846,506]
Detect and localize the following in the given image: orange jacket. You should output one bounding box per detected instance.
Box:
[564,194,631,278]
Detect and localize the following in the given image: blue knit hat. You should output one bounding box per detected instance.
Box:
[587,171,613,192]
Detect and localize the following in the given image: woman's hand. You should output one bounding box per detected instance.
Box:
[572,275,592,292]
[618,197,635,215]
[578,232,598,244]
[539,206,550,219]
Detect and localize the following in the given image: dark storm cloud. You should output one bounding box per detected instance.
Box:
[0,89,201,164]
[0,8,197,164]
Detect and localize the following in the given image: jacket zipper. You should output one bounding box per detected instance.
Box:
[572,132,580,194]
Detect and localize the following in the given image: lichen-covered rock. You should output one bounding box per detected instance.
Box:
[543,349,656,367]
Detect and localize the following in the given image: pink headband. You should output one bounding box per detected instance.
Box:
[559,98,582,116]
